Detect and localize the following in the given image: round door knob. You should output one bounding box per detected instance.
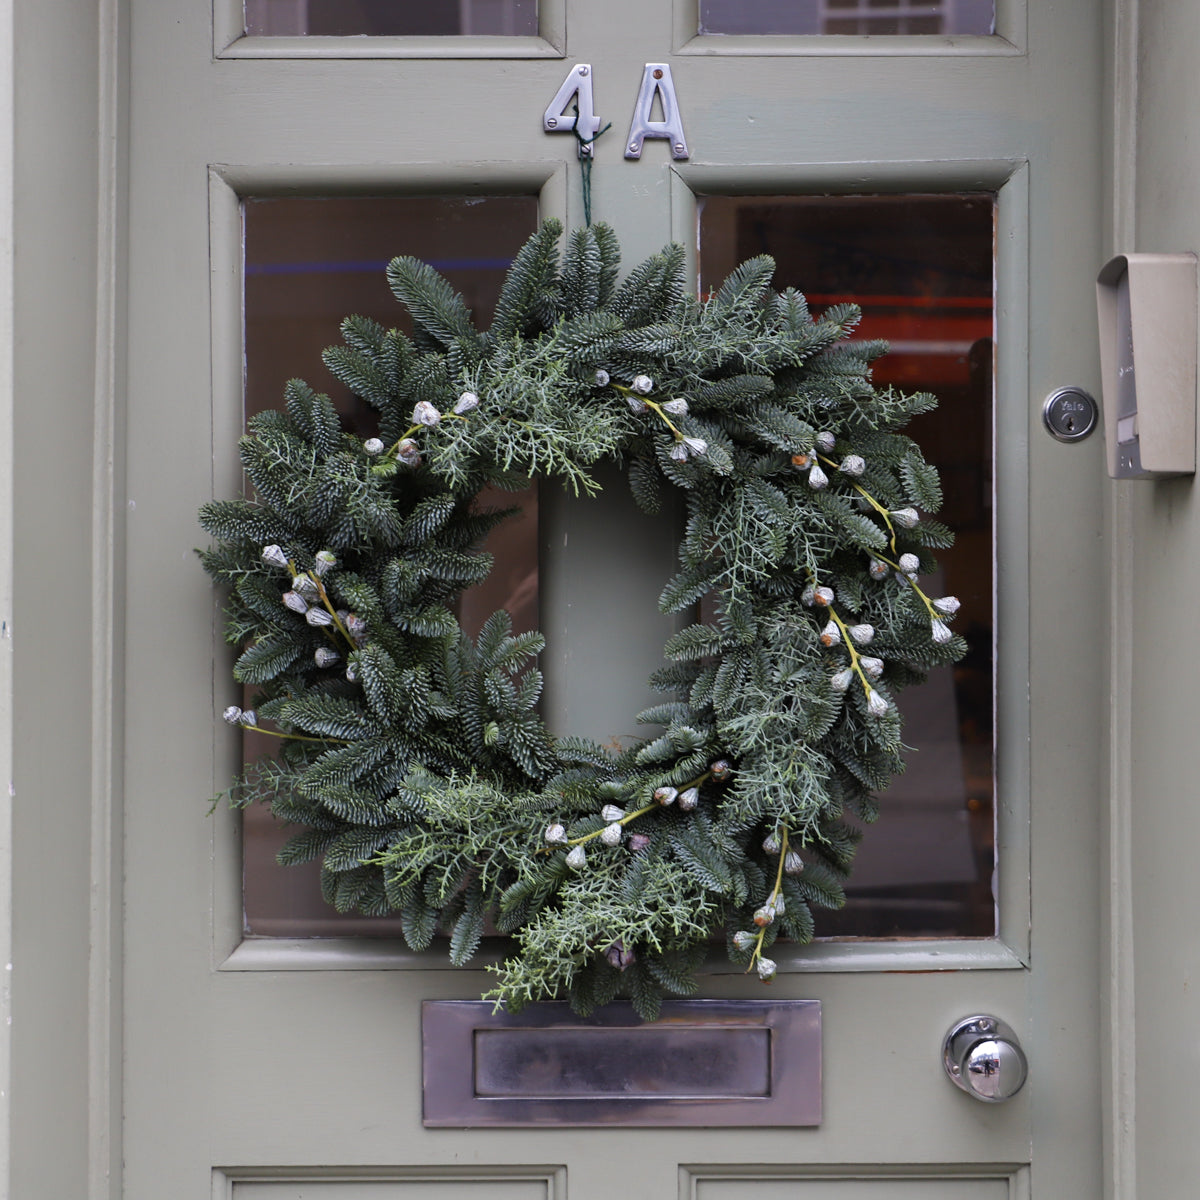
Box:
[942,1015,1028,1103]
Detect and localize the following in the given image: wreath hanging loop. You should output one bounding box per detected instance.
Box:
[200,219,965,1019]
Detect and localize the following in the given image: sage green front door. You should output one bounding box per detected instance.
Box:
[122,1,1106,1196]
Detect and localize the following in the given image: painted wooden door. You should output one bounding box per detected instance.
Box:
[122,0,1106,1196]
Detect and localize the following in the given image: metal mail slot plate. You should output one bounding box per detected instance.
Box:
[422,999,821,1127]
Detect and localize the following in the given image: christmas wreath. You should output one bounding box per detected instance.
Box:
[200,219,965,1019]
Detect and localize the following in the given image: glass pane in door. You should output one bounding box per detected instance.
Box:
[699,193,995,938]
[241,194,538,936]
[245,0,537,36]
[699,0,994,36]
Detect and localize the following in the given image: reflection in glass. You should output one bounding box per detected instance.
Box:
[700,194,995,938]
[699,0,993,36]
[246,0,538,36]
[241,195,539,936]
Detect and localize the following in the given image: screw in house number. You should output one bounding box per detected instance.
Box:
[1042,386,1099,442]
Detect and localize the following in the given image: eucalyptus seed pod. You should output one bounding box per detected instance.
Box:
[282,591,309,614]
[816,430,836,452]
[669,442,688,461]
[544,823,568,845]
[933,595,961,616]
[605,941,636,971]
[678,787,699,811]
[662,398,688,415]
[709,759,731,780]
[756,956,778,982]
[762,833,781,855]
[791,452,811,470]
[631,374,653,394]
[860,655,884,680]
[261,544,289,570]
[654,786,678,806]
[819,620,840,647]
[314,550,337,576]
[898,552,920,575]
[222,705,243,724]
[891,507,920,528]
[784,850,805,875]
[931,618,953,644]
[453,391,479,414]
[363,437,385,455]
[314,647,341,668]
[848,623,875,645]
[839,453,866,476]
[830,668,853,693]
[813,586,834,607]
[292,574,318,597]
[600,804,625,822]
[306,607,334,627]
[345,662,358,683]
[397,438,421,466]
[807,462,829,490]
[593,369,610,387]
[868,558,889,580]
[867,689,890,717]
[601,822,623,847]
[346,613,368,645]
[412,400,441,426]
[627,395,649,414]
[800,585,816,606]
[682,436,707,458]
[753,904,775,927]
[238,709,258,727]
[732,930,757,952]
[772,893,786,916]
[566,845,588,871]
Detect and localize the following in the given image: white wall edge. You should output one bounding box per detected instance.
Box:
[0,0,13,1193]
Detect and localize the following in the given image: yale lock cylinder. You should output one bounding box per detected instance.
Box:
[1096,252,1198,478]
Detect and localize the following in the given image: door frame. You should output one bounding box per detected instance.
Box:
[0,0,1147,1196]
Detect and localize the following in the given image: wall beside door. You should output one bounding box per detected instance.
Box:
[1108,3,1200,1196]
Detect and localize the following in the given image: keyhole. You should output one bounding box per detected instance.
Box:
[1064,414,1076,432]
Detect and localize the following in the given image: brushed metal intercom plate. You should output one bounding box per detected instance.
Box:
[422,999,821,1127]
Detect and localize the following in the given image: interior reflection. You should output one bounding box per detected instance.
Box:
[698,0,994,36]
[241,195,539,935]
[245,0,537,37]
[700,194,995,938]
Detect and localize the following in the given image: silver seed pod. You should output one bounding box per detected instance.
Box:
[601,822,623,847]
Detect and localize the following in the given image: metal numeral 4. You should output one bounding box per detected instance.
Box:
[544,64,601,158]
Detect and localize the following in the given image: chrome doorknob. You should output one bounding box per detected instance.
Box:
[942,1015,1028,1103]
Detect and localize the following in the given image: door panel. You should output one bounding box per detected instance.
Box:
[122,0,1103,1195]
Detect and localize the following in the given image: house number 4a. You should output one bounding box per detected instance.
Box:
[543,63,689,161]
